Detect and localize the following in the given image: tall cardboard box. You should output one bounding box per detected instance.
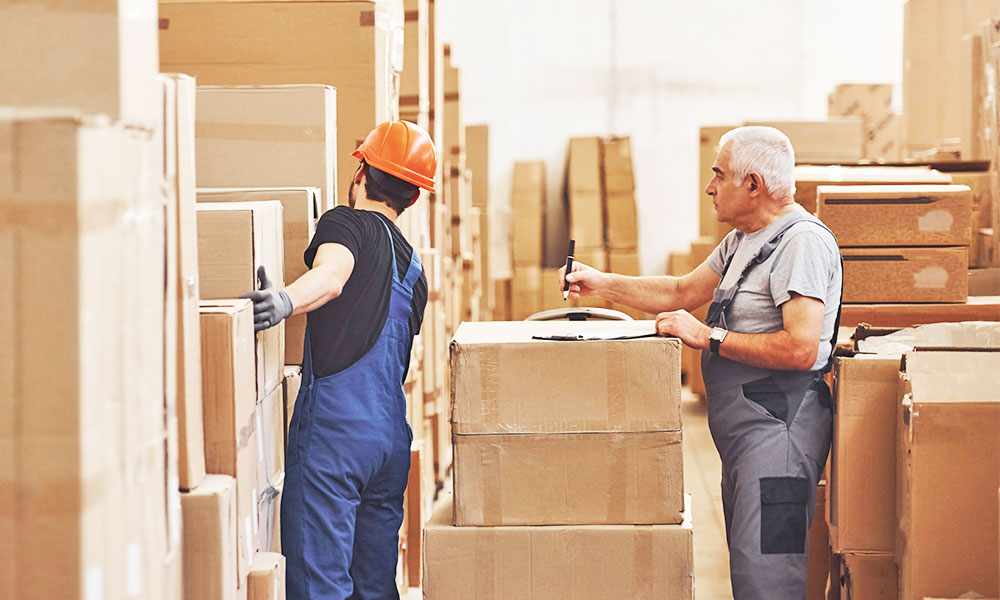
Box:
[248,552,286,600]
[258,386,285,491]
[399,0,429,127]
[609,250,644,319]
[841,247,968,304]
[511,161,545,266]
[0,1,159,124]
[195,85,337,211]
[443,48,465,165]
[602,137,639,250]
[423,496,694,599]
[897,350,1000,600]
[199,300,260,584]
[511,265,542,320]
[449,321,684,526]
[197,201,285,397]
[197,187,320,365]
[699,126,736,241]
[467,125,489,208]
[159,0,404,207]
[839,552,897,600]
[182,475,239,600]
[567,136,605,250]
[794,165,952,214]
[744,119,864,163]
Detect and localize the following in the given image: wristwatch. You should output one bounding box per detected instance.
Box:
[709,327,728,353]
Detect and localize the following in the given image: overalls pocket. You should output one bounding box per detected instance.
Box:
[759,476,809,554]
[741,377,789,425]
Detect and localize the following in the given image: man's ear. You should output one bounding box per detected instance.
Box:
[747,172,761,194]
[408,190,420,207]
[354,163,365,184]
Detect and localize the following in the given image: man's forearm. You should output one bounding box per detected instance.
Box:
[717,329,819,371]
[284,264,345,316]
[601,274,694,314]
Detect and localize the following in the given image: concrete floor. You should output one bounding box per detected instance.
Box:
[404,387,733,599]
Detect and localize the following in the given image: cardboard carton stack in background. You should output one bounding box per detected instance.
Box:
[827,83,901,162]
[602,137,645,319]
[565,137,611,310]
[510,161,546,319]
[424,321,693,598]
[467,124,494,319]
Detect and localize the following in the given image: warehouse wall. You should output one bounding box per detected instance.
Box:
[440,0,906,278]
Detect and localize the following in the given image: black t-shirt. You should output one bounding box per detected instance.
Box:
[303,206,427,380]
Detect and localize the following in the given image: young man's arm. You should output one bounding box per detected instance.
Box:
[560,259,721,314]
[284,242,355,315]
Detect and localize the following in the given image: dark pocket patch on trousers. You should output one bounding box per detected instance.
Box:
[759,476,809,554]
[742,377,789,424]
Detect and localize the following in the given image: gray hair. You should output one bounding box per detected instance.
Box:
[718,126,795,200]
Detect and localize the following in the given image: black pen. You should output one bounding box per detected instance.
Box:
[562,239,575,301]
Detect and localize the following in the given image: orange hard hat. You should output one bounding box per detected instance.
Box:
[352,120,437,194]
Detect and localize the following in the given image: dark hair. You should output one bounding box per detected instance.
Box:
[363,163,418,215]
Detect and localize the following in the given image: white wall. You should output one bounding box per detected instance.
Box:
[439,0,906,277]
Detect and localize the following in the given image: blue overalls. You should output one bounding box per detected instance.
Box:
[282,219,419,600]
[701,213,842,600]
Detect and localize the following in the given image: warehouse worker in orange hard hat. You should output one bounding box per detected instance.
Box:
[242,120,436,600]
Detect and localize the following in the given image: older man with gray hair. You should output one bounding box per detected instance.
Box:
[561,126,842,599]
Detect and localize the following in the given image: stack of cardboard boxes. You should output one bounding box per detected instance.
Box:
[827,84,902,162]
[510,161,546,319]
[424,321,693,598]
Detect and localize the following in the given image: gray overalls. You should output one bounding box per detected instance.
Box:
[701,214,841,600]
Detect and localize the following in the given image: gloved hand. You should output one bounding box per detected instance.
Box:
[241,265,294,332]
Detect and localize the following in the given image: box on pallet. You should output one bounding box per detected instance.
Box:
[793,166,952,214]
[449,321,684,526]
[816,185,972,247]
[197,201,285,398]
[182,475,239,600]
[197,187,321,365]
[422,495,694,599]
[897,350,1000,600]
[841,246,968,304]
[159,0,404,206]
[195,85,338,211]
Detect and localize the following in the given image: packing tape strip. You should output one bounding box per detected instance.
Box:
[480,439,503,526]
[606,343,628,429]
[477,345,501,430]
[632,527,655,593]
[606,433,629,523]
[405,10,419,22]
[195,121,326,144]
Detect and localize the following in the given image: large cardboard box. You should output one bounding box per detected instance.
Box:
[794,165,952,214]
[745,119,864,163]
[248,552,286,600]
[840,296,1000,327]
[841,246,968,304]
[197,187,321,365]
[839,552,897,600]
[897,351,1000,600]
[602,137,638,250]
[199,300,260,584]
[197,202,285,397]
[399,0,429,125]
[511,161,545,266]
[159,0,404,207]
[699,126,737,241]
[423,495,694,599]
[511,264,542,320]
[0,1,159,124]
[182,475,239,600]
[817,185,973,247]
[195,86,338,211]
[568,136,605,250]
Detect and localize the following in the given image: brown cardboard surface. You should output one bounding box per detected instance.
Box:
[450,321,680,434]
[897,351,1000,600]
[840,296,1000,327]
[424,495,693,599]
[406,441,428,588]
[0,0,159,124]
[197,202,286,397]
[699,126,736,240]
[282,367,302,447]
[840,552,897,600]
[841,246,968,304]
[195,85,338,211]
[197,187,320,364]
[182,475,238,600]
[668,251,693,277]
[258,386,285,490]
[827,83,897,161]
[609,250,645,319]
[443,57,465,163]
[970,268,1000,296]
[830,356,901,553]
[511,161,545,266]
[511,264,541,320]
[160,0,403,208]
[961,33,988,161]
[793,165,951,214]
[602,136,635,195]
[568,137,605,249]
[539,268,566,312]
[745,119,864,163]
[605,190,638,250]
[248,552,285,600]
[400,0,429,120]
[806,483,829,600]
[453,430,684,526]
[466,125,490,201]
[258,475,283,555]
[816,185,973,247]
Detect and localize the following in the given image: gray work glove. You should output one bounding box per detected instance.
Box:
[241,265,293,332]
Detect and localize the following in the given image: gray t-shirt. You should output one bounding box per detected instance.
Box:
[706,205,842,371]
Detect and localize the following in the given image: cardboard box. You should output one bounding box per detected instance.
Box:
[568,137,605,250]
[258,386,285,490]
[406,441,429,588]
[960,33,988,161]
[827,83,898,161]
[602,136,635,195]
[199,300,260,583]
[794,166,952,214]
[840,552,897,600]
[423,495,694,599]
[511,264,542,320]
[744,119,864,163]
[970,268,1000,296]
[248,552,286,600]
[602,137,638,249]
[699,126,737,241]
[539,268,565,312]
[840,296,1000,327]
[604,190,638,251]
[511,161,545,266]
[399,0,429,124]
[159,0,404,207]
[195,86,338,211]
[0,0,159,124]
[816,185,973,247]
[467,125,489,208]
[182,475,239,600]
[197,187,321,365]
[197,202,285,397]
[609,250,645,319]
[897,351,1000,600]
[282,367,302,445]
[806,483,830,600]
[258,475,283,555]
[450,321,681,434]
[841,246,968,304]
[667,251,693,277]
[443,54,465,163]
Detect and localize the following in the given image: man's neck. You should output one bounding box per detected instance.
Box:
[353,198,399,223]
[738,201,796,233]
